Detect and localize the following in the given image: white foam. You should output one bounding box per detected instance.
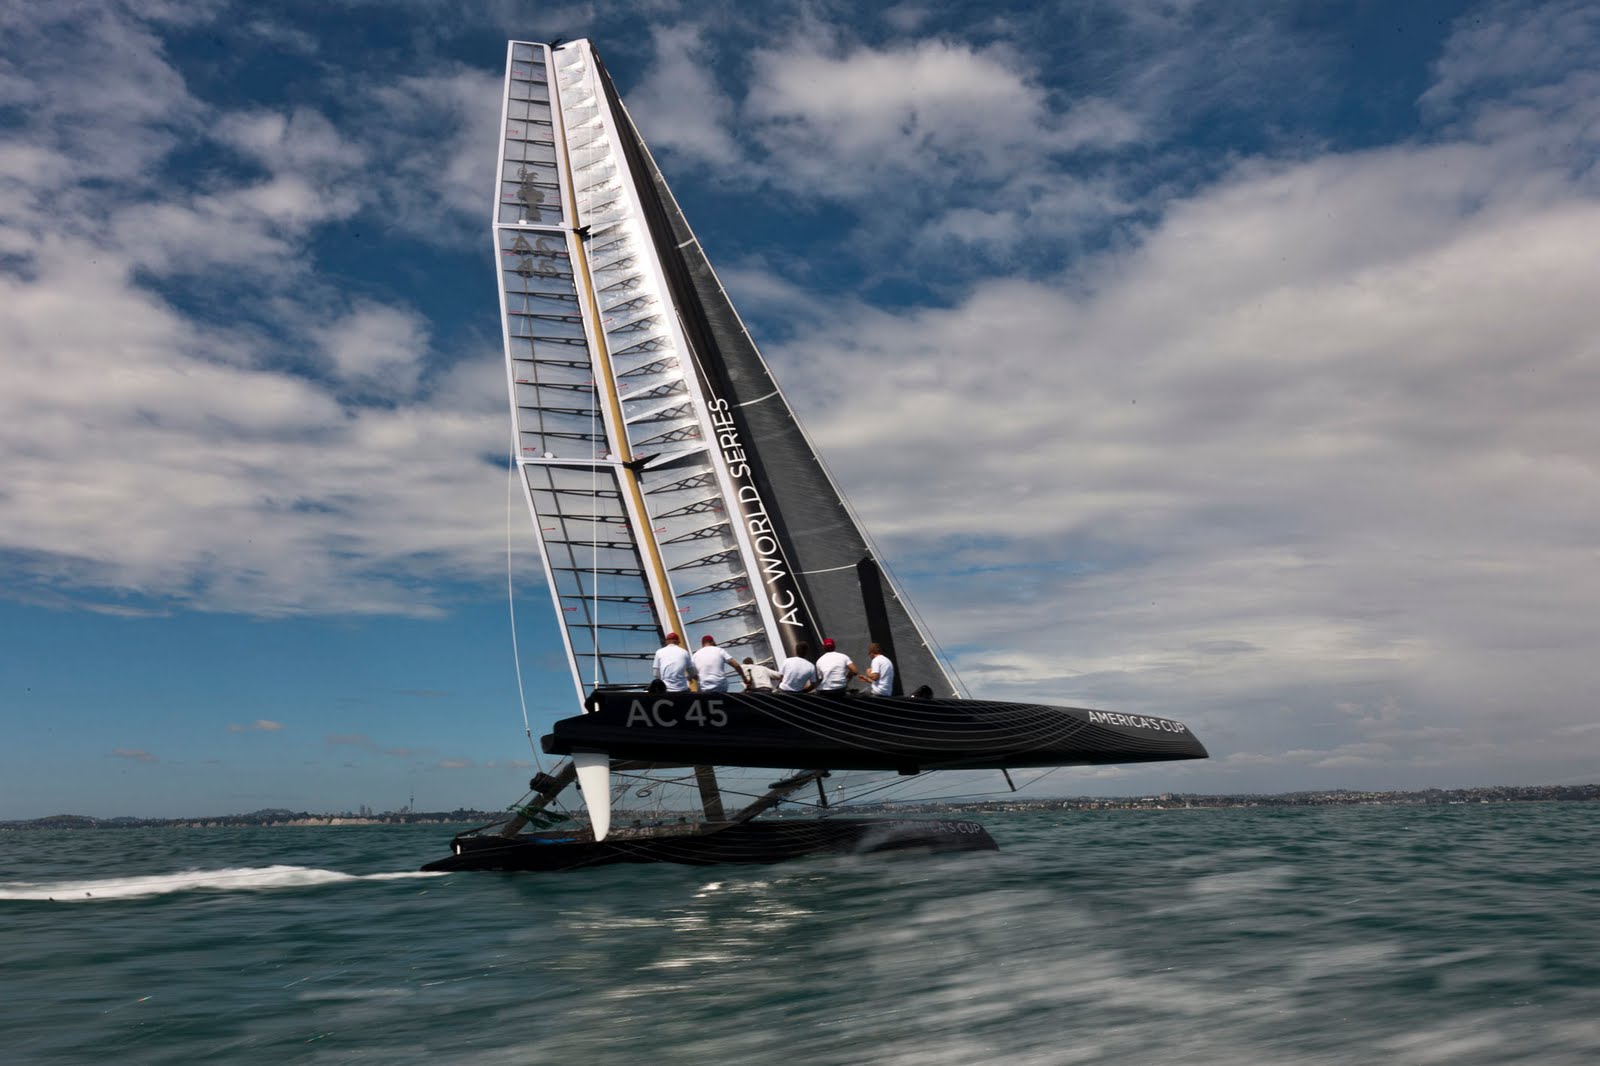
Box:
[0,865,446,902]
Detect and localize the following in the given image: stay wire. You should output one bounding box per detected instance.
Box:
[506,450,545,770]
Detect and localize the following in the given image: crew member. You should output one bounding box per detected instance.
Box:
[743,657,781,693]
[861,642,896,696]
[651,632,695,693]
[778,641,817,693]
[692,635,748,693]
[813,638,857,695]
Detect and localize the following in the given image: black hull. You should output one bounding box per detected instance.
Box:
[546,690,1208,772]
[421,817,997,873]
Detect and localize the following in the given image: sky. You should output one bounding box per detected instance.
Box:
[3,0,1598,819]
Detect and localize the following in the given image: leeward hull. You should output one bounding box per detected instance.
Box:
[421,817,997,872]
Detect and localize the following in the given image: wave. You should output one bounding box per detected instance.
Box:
[0,865,446,902]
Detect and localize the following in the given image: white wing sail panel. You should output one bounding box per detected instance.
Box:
[546,43,785,661]
[499,48,566,228]
[523,463,657,688]
[498,44,657,699]
[495,41,786,706]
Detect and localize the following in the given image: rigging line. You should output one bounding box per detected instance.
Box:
[506,451,545,770]
[839,783,1035,809]
[609,769,759,801]
[735,388,779,408]
[817,771,972,808]
[879,765,1020,799]
[769,775,996,813]
[797,562,859,576]
[1011,765,1064,790]
[876,549,972,698]
[609,769,699,789]
[870,764,1057,805]
[838,775,1012,806]
[591,414,601,691]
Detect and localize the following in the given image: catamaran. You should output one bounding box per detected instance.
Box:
[422,39,1206,873]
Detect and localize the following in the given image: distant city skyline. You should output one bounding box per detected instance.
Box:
[4,1,1599,819]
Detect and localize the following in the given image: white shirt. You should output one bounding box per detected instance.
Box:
[692,645,742,692]
[745,663,781,691]
[814,650,855,691]
[778,656,817,692]
[867,653,895,696]
[652,644,694,692]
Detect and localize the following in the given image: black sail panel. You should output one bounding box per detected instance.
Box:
[591,57,959,696]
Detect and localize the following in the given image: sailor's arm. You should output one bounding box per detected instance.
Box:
[719,649,745,686]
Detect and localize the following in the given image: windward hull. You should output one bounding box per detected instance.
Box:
[421,817,997,872]
[544,691,1208,773]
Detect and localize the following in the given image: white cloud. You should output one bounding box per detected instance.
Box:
[228,720,284,733]
[1054,97,1144,153]
[219,108,365,178]
[315,301,433,395]
[1422,0,1600,115]
[748,33,1600,787]
[107,190,302,277]
[882,4,933,33]
[627,24,742,168]
[0,220,508,615]
[4,2,204,183]
[239,18,320,56]
[746,37,1051,197]
[359,67,506,243]
[0,5,521,617]
[907,175,1127,263]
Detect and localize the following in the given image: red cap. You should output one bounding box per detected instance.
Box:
[701,635,716,645]
[821,638,836,650]
[665,632,680,642]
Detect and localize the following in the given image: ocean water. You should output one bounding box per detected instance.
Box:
[2,804,1596,1064]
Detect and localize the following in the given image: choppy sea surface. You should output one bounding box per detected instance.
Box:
[3,804,1597,1064]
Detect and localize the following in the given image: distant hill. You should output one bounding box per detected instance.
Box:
[0,810,500,830]
[18,814,100,829]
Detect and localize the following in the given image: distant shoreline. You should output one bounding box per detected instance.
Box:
[0,813,496,831]
[4,783,1595,830]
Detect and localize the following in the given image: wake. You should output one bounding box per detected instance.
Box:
[0,865,446,902]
